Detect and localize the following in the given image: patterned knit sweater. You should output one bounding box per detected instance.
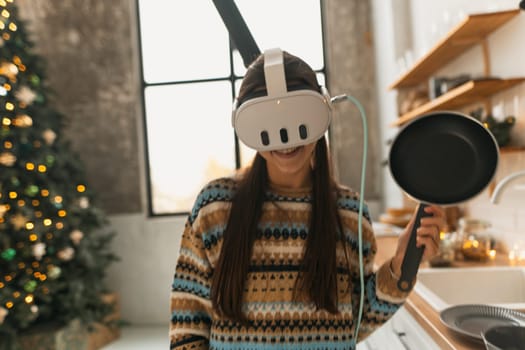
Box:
[170,177,411,350]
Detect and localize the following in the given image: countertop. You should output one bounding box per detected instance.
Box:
[375,235,525,350]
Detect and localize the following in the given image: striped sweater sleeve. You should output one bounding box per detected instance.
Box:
[351,239,410,342]
[170,216,213,349]
[338,188,411,343]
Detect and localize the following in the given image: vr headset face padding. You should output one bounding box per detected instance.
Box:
[232,48,332,152]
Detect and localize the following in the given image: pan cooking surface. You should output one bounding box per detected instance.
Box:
[389,112,499,204]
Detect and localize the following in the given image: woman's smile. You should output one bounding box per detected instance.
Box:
[260,143,316,188]
[272,146,301,157]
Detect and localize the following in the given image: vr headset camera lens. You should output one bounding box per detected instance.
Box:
[280,128,289,143]
[260,131,270,146]
[299,124,308,139]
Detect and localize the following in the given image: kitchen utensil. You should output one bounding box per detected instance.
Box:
[389,111,499,291]
[482,325,525,350]
[440,304,525,342]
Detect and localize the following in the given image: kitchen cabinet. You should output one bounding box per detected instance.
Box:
[367,237,441,349]
[358,307,441,350]
[390,8,524,152]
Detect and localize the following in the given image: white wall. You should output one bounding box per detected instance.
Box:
[371,0,404,210]
[105,214,185,325]
[372,0,525,254]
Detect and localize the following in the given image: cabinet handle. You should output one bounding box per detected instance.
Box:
[395,331,412,350]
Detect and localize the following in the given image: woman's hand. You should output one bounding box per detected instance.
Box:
[390,205,446,277]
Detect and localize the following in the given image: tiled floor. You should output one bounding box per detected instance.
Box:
[101,325,169,350]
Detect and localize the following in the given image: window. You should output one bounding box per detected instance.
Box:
[137,0,326,215]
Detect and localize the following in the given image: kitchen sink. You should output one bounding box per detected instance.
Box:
[414,266,525,311]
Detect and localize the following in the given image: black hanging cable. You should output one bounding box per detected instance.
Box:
[212,0,261,68]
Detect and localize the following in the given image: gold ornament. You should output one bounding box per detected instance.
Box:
[13,114,32,127]
[0,204,7,218]
[48,265,61,279]
[10,213,28,230]
[0,61,18,79]
[69,229,84,245]
[32,242,46,260]
[0,306,8,325]
[0,152,16,166]
[57,247,75,261]
[14,86,37,105]
[78,196,89,208]
[42,129,57,145]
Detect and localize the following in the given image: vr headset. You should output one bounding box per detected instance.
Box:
[231,48,333,151]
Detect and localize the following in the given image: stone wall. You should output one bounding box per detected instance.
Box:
[323,0,381,200]
[16,0,143,214]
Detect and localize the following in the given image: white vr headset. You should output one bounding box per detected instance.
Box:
[231,48,332,151]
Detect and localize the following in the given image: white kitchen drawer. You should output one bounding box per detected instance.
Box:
[358,306,440,350]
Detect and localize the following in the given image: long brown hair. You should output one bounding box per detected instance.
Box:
[211,51,344,321]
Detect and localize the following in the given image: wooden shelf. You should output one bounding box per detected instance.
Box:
[391,78,525,127]
[500,146,525,153]
[389,9,521,90]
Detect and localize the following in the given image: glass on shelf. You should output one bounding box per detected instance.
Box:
[457,218,494,261]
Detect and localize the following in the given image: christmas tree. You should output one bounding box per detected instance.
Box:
[0,0,118,346]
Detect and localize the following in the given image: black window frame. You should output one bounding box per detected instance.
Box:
[135,0,329,217]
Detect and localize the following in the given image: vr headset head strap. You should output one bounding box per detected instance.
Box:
[263,48,287,97]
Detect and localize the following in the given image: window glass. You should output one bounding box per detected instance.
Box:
[138,0,230,83]
[144,82,236,214]
[233,0,324,76]
[138,1,324,215]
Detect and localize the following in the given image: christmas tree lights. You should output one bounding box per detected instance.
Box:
[0,0,118,345]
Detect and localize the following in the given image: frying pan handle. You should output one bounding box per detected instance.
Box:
[397,203,433,291]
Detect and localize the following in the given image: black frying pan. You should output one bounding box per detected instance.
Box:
[389,111,499,291]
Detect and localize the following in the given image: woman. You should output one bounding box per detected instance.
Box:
[170,51,445,349]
